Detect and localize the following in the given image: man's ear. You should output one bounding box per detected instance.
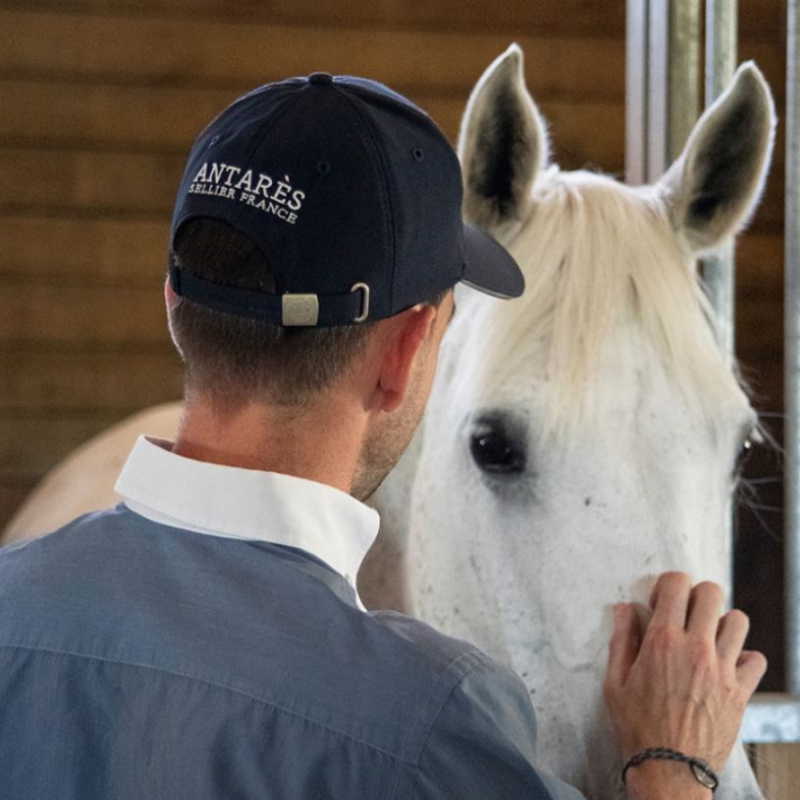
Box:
[165,276,180,311]
[373,305,437,413]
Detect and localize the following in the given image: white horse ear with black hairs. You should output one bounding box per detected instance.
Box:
[659,61,776,254]
[458,43,548,238]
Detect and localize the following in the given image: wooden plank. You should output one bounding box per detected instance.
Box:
[0,215,168,284]
[0,350,182,411]
[734,228,784,403]
[740,40,787,106]
[0,284,169,345]
[538,102,624,171]
[736,299,785,361]
[0,0,784,43]
[0,80,239,151]
[0,0,630,38]
[745,174,785,235]
[736,233,783,296]
[0,148,182,214]
[0,14,784,111]
[0,81,626,168]
[741,0,789,42]
[0,10,625,101]
[0,92,629,215]
[751,743,800,800]
[0,412,134,480]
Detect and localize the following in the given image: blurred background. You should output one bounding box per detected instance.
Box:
[0,0,788,693]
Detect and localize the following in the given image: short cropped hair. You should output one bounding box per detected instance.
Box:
[168,219,446,408]
[168,218,380,407]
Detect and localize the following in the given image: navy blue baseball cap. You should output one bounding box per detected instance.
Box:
[169,72,524,327]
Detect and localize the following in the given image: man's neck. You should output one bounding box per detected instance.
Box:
[172,394,366,496]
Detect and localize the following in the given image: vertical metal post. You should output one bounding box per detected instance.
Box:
[626,0,649,185]
[703,1,738,361]
[626,0,700,185]
[664,0,701,167]
[786,0,800,699]
[645,0,670,179]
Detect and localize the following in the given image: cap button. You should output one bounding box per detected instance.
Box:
[308,72,333,86]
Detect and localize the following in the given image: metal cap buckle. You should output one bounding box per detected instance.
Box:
[281,293,319,326]
[351,283,370,323]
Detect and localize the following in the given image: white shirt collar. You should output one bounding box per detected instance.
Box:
[115,436,380,606]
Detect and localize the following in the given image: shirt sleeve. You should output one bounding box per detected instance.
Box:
[395,652,587,800]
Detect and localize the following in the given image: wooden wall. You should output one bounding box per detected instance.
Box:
[0,1,796,788]
[0,0,635,528]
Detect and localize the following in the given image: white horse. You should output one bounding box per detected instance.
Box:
[392,48,774,800]
[3,47,775,800]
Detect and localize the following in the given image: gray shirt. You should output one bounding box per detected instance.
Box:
[0,442,584,800]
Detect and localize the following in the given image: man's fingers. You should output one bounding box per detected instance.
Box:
[736,650,768,695]
[716,609,750,663]
[686,581,725,639]
[649,572,692,629]
[605,603,641,692]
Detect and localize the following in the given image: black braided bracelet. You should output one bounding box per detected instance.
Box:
[622,748,719,792]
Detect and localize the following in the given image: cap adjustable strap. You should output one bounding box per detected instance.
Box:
[169,264,367,326]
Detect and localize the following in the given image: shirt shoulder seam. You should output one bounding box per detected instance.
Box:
[387,647,489,800]
[410,647,490,765]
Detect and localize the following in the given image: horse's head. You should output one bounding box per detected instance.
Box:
[406,46,775,798]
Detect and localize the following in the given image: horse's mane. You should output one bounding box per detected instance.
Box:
[488,167,746,435]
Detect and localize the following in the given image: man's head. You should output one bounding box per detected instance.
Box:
[166,73,522,493]
[166,216,453,497]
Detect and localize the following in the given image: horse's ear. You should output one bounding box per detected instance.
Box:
[458,44,548,233]
[659,61,776,253]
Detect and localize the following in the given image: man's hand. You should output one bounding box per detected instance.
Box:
[603,572,767,799]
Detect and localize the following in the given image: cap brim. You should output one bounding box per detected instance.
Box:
[461,222,525,299]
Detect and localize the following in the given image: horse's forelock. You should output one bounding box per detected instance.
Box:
[472,170,748,437]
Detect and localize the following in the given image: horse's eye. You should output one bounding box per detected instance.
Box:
[734,437,754,478]
[470,423,526,475]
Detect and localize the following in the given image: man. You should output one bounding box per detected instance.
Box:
[0,73,765,799]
